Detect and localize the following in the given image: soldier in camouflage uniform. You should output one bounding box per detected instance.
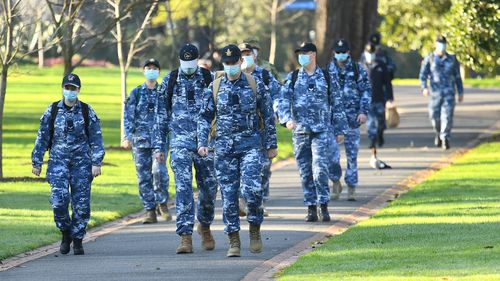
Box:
[245,38,282,82]
[239,42,282,217]
[328,39,372,202]
[280,42,347,222]
[419,35,464,150]
[198,44,277,257]
[360,33,396,81]
[153,44,217,254]
[123,59,171,224]
[32,73,105,255]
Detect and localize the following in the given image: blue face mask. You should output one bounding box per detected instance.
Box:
[298,54,310,67]
[436,42,446,53]
[144,69,159,81]
[181,67,197,76]
[242,55,254,68]
[335,53,349,62]
[63,89,78,102]
[224,64,241,77]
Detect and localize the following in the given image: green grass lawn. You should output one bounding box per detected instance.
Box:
[0,65,293,260]
[278,141,500,281]
[393,78,500,89]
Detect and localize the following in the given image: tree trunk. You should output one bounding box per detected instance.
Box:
[0,66,8,178]
[315,0,378,66]
[120,70,127,141]
[269,0,279,64]
[37,9,44,68]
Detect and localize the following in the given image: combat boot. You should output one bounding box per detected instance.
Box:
[197,224,215,251]
[319,204,331,222]
[176,235,193,254]
[434,133,442,147]
[72,238,84,255]
[347,186,356,201]
[305,205,318,222]
[159,203,172,221]
[60,230,72,254]
[227,232,241,257]
[331,180,343,200]
[239,197,247,217]
[442,139,450,150]
[249,224,263,253]
[143,209,158,224]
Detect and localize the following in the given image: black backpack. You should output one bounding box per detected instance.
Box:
[166,67,213,107]
[262,69,270,86]
[47,100,90,150]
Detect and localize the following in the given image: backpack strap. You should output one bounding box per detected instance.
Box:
[352,61,359,82]
[166,69,179,108]
[290,69,299,89]
[200,67,213,87]
[321,68,331,95]
[80,101,90,140]
[47,101,59,150]
[262,69,270,86]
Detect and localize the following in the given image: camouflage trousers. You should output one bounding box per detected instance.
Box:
[367,102,386,142]
[293,131,331,206]
[215,148,264,234]
[47,154,93,239]
[329,128,360,188]
[429,93,455,140]
[132,147,169,211]
[170,147,217,236]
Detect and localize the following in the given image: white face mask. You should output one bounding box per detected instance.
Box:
[179,59,199,75]
[241,55,255,70]
[364,51,375,64]
[435,42,446,53]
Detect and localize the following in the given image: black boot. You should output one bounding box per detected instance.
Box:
[305,205,318,222]
[60,231,72,254]
[73,238,84,255]
[434,133,442,147]
[442,139,450,150]
[319,204,331,222]
[377,131,385,147]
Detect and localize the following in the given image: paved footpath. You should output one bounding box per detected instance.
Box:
[1,86,499,281]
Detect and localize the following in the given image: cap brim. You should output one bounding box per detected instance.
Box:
[221,57,239,63]
[63,82,80,88]
[294,48,306,53]
[144,63,160,68]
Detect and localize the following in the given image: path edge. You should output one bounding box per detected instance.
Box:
[242,121,500,281]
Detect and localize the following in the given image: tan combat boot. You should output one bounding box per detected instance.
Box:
[159,203,172,221]
[176,235,193,254]
[331,180,343,200]
[143,209,158,224]
[239,198,247,217]
[347,186,356,201]
[249,224,263,253]
[197,224,215,251]
[227,232,241,257]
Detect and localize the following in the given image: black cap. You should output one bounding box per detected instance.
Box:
[221,44,241,63]
[238,43,253,52]
[369,33,381,45]
[294,42,317,53]
[62,73,81,88]
[179,43,199,61]
[333,39,350,53]
[143,58,160,69]
[436,35,447,43]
